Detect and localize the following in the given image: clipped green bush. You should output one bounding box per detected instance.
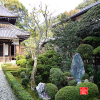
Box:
[16,55,25,64]
[76,82,99,100]
[17,59,27,68]
[1,70,34,100]
[21,78,29,88]
[50,68,67,87]
[81,73,89,80]
[20,71,25,78]
[93,46,100,55]
[17,68,27,75]
[68,80,77,86]
[5,63,12,67]
[46,83,58,99]
[27,58,34,66]
[64,72,72,77]
[55,86,78,100]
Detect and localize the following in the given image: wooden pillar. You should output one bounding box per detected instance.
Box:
[3,43,5,63]
[9,45,11,61]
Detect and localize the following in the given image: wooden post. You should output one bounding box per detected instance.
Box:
[9,45,11,61]
[3,43,5,63]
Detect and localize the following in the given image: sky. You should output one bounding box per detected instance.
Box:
[18,0,83,15]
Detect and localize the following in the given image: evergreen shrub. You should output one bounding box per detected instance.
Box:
[27,58,34,66]
[50,68,67,87]
[55,86,78,100]
[46,83,58,99]
[20,71,25,78]
[76,82,99,100]
[64,72,72,77]
[21,78,29,88]
[68,80,77,86]
[17,68,27,75]
[17,59,27,68]
[81,73,89,80]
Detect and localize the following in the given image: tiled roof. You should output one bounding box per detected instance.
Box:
[52,1,100,28]
[0,21,30,39]
[0,5,18,18]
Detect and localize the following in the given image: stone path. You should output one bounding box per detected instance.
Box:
[0,64,17,100]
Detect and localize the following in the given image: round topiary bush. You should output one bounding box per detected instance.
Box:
[50,68,67,88]
[64,72,72,77]
[46,83,58,99]
[21,78,29,88]
[76,82,99,100]
[81,73,89,80]
[55,86,78,100]
[20,71,25,78]
[68,80,77,86]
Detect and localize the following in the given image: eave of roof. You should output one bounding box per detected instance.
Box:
[0,21,30,40]
[52,1,100,28]
[0,5,18,18]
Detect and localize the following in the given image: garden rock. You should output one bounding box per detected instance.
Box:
[66,77,74,81]
[36,82,51,100]
[90,76,94,83]
[84,79,89,82]
[76,79,81,85]
[70,53,85,85]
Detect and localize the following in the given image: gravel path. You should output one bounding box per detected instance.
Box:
[0,64,17,100]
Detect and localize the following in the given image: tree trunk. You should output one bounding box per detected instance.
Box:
[31,56,37,90]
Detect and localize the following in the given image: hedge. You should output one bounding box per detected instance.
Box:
[1,65,34,100]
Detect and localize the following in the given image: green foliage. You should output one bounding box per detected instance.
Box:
[1,69,33,100]
[94,71,100,86]
[55,86,78,100]
[76,0,99,10]
[20,71,25,78]
[17,59,27,68]
[81,73,89,80]
[64,72,72,77]
[44,42,54,51]
[17,68,27,75]
[46,83,58,99]
[5,63,12,67]
[16,55,25,64]
[50,68,67,88]
[76,44,93,75]
[35,50,60,84]
[51,20,81,71]
[93,46,100,55]
[21,78,29,88]
[68,80,77,86]
[76,82,99,100]
[27,58,34,66]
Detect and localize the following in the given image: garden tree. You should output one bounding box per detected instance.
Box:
[76,4,100,68]
[26,3,54,90]
[51,20,81,72]
[76,0,99,10]
[0,0,28,29]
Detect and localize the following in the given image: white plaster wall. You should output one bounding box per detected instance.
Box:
[5,44,8,55]
[12,39,19,45]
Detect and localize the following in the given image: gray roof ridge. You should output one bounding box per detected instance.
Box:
[0,5,18,17]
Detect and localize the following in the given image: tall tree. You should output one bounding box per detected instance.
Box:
[26,3,54,90]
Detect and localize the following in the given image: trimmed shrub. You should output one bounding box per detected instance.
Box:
[50,68,67,87]
[68,80,77,86]
[20,71,25,78]
[81,73,89,80]
[76,82,99,100]
[55,86,78,100]
[27,58,34,66]
[46,83,58,99]
[5,63,12,67]
[17,59,27,68]
[17,68,26,75]
[21,78,29,88]
[16,55,25,64]
[64,72,72,77]
[2,71,33,100]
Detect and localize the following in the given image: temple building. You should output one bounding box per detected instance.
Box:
[0,5,30,63]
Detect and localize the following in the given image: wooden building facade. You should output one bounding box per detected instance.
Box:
[0,5,30,63]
